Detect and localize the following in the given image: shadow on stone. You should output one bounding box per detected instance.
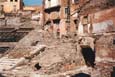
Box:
[111,66,115,77]
[71,73,91,77]
[81,47,95,68]
[0,74,5,77]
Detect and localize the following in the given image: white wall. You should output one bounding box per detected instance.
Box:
[78,21,84,35]
[92,20,114,33]
[45,0,60,8]
[51,0,60,7]
[45,0,50,8]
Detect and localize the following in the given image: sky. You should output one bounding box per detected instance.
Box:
[23,0,42,6]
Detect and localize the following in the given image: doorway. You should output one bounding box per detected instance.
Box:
[81,47,95,67]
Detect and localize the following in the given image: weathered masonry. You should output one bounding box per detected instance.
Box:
[0,0,23,13]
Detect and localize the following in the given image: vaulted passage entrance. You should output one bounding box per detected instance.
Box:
[111,67,115,77]
[81,47,95,67]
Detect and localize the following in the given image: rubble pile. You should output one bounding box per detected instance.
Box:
[0,29,114,77]
[33,38,85,74]
[8,47,35,58]
[0,0,115,76]
[93,62,115,77]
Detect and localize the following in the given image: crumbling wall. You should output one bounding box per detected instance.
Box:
[96,34,115,59]
[6,17,21,26]
[79,0,115,15]
[92,20,115,33]
[0,17,21,28]
[91,8,115,33]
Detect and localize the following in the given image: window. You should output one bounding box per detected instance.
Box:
[82,16,88,25]
[83,25,88,33]
[82,16,89,33]
[65,7,68,14]
[65,7,70,14]
[10,0,13,2]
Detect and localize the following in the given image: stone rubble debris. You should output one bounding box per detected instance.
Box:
[0,0,115,77]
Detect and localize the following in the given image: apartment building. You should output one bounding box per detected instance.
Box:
[0,0,23,13]
[43,0,115,38]
[43,0,79,38]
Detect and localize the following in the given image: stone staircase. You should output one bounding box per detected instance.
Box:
[17,28,44,47]
[0,57,25,71]
[0,42,16,47]
[0,26,46,75]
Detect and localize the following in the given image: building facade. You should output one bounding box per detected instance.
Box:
[73,0,115,60]
[43,0,115,60]
[0,0,23,13]
[43,0,78,38]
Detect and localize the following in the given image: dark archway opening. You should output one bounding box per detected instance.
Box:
[81,47,95,68]
[71,73,91,77]
[111,67,115,77]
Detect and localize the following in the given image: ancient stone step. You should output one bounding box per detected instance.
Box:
[0,42,16,47]
[0,57,25,71]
